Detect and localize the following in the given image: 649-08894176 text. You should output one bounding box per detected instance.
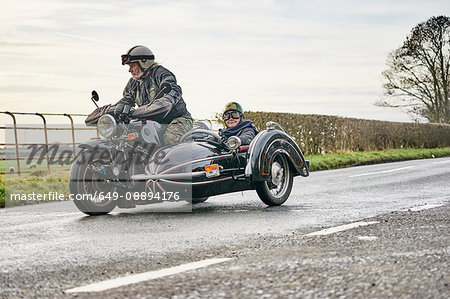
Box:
[74,191,181,202]
[8,191,181,202]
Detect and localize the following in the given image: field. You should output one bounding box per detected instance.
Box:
[0,147,73,174]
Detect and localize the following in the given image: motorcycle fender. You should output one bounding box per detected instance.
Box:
[78,139,112,151]
[76,140,120,164]
[245,129,309,182]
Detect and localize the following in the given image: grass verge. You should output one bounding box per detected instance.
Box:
[1,147,450,208]
[1,169,69,208]
[305,147,450,171]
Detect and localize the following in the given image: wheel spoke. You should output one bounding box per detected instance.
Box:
[269,159,287,197]
[80,159,116,206]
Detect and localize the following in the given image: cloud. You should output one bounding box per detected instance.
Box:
[1,0,449,123]
[0,85,69,93]
[51,32,120,46]
[0,41,53,47]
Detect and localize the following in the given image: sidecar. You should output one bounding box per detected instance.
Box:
[131,122,309,206]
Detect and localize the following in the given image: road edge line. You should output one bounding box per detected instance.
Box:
[305,221,380,236]
[400,204,444,212]
[65,258,232,293]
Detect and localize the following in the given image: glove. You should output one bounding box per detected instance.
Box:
[106,105,116,115]
[221,135,228,143]
[114,103,125,117]
[122,105,131,115]
[118,105,134,123]
[218,129,228,143]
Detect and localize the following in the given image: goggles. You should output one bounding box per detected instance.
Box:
[223,111,241,121]
[121,55,131,65]
[121,54,155,65]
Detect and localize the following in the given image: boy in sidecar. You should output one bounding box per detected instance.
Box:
[219,102,258,145]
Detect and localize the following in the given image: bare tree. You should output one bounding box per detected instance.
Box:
[378,16,450,123]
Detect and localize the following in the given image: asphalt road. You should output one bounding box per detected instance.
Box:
[1,157,449,298]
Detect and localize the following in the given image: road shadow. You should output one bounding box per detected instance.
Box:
[75,201,311,223]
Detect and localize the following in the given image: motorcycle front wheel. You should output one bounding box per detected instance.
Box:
[69,149,117,215]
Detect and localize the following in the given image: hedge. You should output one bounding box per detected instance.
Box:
[245,112,450,155]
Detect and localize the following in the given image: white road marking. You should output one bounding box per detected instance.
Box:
[305,221,379,236]
[65,258,232,293]
[53,212,84,217]
[401,204,444,212]
[357,236,378,241]
[433,159,450,164]
[349,166,415,178]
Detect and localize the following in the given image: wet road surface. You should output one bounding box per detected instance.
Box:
[1,157,449,297]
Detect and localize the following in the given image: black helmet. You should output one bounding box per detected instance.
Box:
[121,45,155,70]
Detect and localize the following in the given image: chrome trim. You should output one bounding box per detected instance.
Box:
[245,130,266,177]
[158,176,233,186]
[97,114,117,139]
[266,121,287,133]
[131,171,206,181]
[227,136,241,150]
[150,154,234,175]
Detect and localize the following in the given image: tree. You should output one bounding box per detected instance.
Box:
[378,16,450,123]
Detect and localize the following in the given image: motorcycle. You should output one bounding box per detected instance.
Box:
[71,90,310,216]
[69,87,185,215]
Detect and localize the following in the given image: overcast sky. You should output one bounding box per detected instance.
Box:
[1,0,449,125]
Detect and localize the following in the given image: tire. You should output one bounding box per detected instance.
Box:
[255,154,293,206]
[69,150,117,215]
[192,197,209,204]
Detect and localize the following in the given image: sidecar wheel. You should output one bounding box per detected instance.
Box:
[256,154,293,206]
[70,150,117,215]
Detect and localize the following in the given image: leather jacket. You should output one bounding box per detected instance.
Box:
[115,65,191,124]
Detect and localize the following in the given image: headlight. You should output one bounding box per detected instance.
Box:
[227,136,241,150]
[97,114,117,138]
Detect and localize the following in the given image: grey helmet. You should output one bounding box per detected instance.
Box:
[121,45,155,71]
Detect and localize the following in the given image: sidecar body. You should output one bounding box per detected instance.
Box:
[131,122,309,206]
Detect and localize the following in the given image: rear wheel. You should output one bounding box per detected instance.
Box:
[70,150,117,215]
[255,154,293,206]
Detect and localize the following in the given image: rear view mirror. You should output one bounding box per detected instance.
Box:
[91,90,99,102]
[91,90,99,108]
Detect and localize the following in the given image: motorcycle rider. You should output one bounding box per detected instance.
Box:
[220,102,258,145]
[113,45,193,144]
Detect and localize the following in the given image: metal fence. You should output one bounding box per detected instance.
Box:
[0,111,98,175]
